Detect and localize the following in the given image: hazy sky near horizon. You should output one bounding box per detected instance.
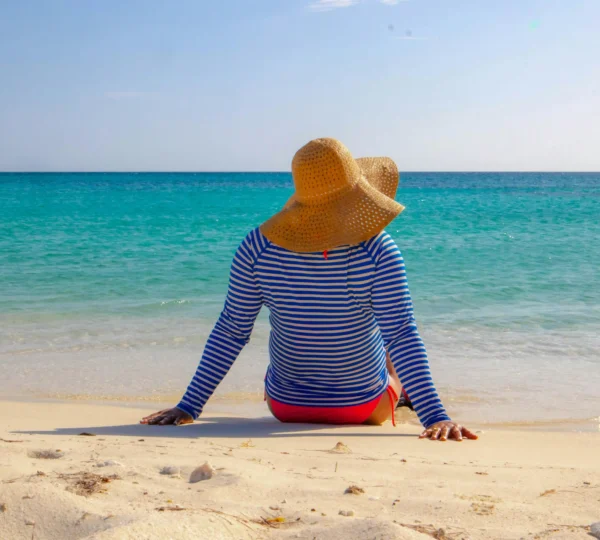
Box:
[1,0,599,172]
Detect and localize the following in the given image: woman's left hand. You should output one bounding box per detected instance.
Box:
[140,407,193,426]
[419,421,478,441]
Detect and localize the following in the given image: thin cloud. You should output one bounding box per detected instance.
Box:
[308,0,404,12]
[392,35,428,41]
[309,0,358,11]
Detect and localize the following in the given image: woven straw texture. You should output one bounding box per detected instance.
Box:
[260,138,404,252]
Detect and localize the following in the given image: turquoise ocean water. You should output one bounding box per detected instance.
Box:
[1,172,599,430]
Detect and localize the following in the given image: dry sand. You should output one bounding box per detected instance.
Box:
[1,400,599,539]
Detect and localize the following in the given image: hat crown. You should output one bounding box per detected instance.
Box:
[292,138,361,204]
[261,137,404,252]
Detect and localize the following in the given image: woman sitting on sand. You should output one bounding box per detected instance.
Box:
[142,138,477,442]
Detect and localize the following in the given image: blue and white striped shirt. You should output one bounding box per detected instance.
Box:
[177,228,450,428]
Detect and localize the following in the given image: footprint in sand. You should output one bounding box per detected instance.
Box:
[471,502,495,515]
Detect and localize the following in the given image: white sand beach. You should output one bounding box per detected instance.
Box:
[1,400,598,539]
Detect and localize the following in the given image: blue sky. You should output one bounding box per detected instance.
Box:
[1,0,599,171]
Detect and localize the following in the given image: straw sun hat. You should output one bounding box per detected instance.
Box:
[260,138,404,253]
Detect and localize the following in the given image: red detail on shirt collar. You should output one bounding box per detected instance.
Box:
[323,250,328,260]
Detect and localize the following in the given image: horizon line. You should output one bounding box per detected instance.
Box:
[2,170,600,174]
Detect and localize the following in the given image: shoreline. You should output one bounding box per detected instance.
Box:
[2,393,599,433]
[1,399,599,539]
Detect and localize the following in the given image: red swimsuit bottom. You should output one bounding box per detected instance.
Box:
[268,385,399,426]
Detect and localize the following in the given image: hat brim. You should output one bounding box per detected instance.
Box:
[355,157,399,200]
[261,157,404,253]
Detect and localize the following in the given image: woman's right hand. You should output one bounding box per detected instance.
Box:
[140,407,193,426]
[419,421,478,441]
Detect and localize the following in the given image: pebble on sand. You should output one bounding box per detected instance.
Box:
[160,466,181,476]
[25,520,36,526]
[28,449,63,460]
[189,463,215,483]
[339,510,355,517]
[0,503,6,513]
[590,522,600,539]
[96,460,123,468]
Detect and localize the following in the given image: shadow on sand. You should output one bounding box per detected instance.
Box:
[14,416,415,440]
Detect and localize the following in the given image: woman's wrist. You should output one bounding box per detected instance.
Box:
[424,414,452,429]
[175,401,199,420]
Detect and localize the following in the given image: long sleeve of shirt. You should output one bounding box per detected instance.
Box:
[368,232,451,428]
[177,232,264,419]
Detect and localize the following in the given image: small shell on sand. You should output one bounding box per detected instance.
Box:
[25,520,36,526]
[339,510,354,517]
[590,522,600,539]
[330,442,352,454]
[189,462,215,483]
[28,449,63,460]
[0,503,6,513]
[345,485,364,495]
[160,466,181,476]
